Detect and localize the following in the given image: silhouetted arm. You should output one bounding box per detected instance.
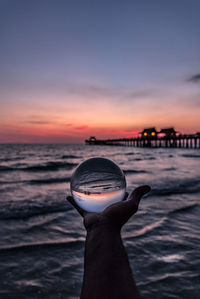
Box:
[67,185,151,299]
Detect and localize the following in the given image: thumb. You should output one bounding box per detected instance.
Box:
[118,185,151,224]
[128,185,151,208]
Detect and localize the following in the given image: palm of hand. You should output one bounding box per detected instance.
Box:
[67,185,151,231]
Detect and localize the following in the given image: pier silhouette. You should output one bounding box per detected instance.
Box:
[85,128,200,148]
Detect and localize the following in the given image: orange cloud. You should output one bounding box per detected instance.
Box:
[118,129,140,137]
[73,125,89,132]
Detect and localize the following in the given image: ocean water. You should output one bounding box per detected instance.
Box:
[0,144,199,299]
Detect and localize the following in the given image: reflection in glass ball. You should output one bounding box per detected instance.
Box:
[70,157,126,212]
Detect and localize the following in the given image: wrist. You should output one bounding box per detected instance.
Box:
[84,214,121,235]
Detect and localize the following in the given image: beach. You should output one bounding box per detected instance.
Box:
[0,144,199,298]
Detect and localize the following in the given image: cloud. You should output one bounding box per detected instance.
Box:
[74,85,158,101]
[188,74,200,83]
[181,96,200,108]
[126,89,157,99]
[73,125,89,131]
[27,120,51,125]
[118,129,139,136]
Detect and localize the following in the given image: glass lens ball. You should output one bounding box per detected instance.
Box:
[70,157,126,213]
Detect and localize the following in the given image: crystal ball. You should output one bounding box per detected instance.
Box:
[70,157,126,213]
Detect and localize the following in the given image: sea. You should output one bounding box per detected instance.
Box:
[0,144,199,299]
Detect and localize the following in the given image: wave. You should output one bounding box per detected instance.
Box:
[0,201,71,220]
[0,238,84,253]
[151,178,200,196]
[0,176,71,185]
[181,154,200,158]
[123,169,149,174]
[146,157,156,160]
[0,165,13,171]
[162,167,177,171]
[62,155,81,159]
[29,177,71,185]
[168,203,199,215]
[0,156,24,162]
[0,161,77,172]
[125,204,199,240]
[125,218,167,240]
[134,218,167,238]
[138,271,192,287]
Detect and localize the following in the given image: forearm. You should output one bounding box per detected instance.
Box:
[81,224,140,299]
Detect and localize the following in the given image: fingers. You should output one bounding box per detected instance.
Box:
[66,196,86,217]
[128,185,151,206]
[104,185,151,227]
[122,192,129,201]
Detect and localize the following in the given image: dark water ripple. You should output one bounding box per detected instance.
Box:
[151,177,200,196]
[123,169,150,174]
[0,161,77,172]
[181,154,200,158]
[168,203,199,215]
[62,155,81,159]
[0,238,84,253]
[0,201,70,220]
[0,144,199,298]
[0,177,71,185]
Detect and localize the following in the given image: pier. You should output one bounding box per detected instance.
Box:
[85,128,200,149]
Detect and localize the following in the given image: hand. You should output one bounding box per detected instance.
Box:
[67,185,151,232]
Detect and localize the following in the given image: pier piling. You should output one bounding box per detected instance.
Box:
[85,134,200,149]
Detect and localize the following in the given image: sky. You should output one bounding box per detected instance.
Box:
[0,0,200,143]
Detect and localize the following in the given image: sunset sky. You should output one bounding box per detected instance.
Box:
[0,0,200,143]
